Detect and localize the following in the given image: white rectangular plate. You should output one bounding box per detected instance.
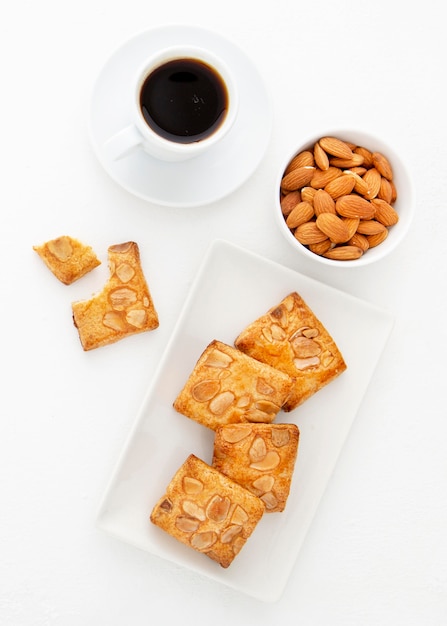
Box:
[96,239,394,602]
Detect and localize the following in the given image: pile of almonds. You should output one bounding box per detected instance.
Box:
[280,136,399,260]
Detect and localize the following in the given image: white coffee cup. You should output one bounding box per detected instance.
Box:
[103,45,238,163]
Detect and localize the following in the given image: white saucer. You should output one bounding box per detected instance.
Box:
[89,25,273,207]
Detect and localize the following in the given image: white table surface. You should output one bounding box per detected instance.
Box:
[2,1,446,624]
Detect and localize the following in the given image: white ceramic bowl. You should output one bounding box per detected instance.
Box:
[275,129,415,267]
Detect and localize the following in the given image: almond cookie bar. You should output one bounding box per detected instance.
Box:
[212,423,299,513]
[173,340,295,431]
[150,454,265,568]
[33,235,100,285]
[234,292,346,411]
[72,241,159,350]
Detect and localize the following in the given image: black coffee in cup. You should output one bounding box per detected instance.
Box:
[139,58,229,144]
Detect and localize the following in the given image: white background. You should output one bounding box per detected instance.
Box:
[1,1,446,624]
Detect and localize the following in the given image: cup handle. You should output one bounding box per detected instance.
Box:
[103,124,143,161]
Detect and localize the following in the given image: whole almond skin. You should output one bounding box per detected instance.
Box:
[311,167,342,189]
[336,194,375,219]
[286,201,314,228]
[350,166,367,176]
[362,168,382,199]
[371,198,399,226]
[367,229,389,248]
[323,245,364,260]
[313,189,336,215]
[319,137,354,159]
[378,177,393,203]
[285,151,314,173]
[343,217,360,239]
[280,190,301,217]
[308,240,333,255]
[316,213,351,243]
[300,186,317,203]
[348,232,370,252]
[389,180,398,202]
[356,220,387,236]
[354,146,374,167]
[281,166,315,191]
[345,170,369,196]
[294,221,328,245]
[329,154,365,169]
[324,173,356,199]
[372,152,393,180]
[314,141,330,170]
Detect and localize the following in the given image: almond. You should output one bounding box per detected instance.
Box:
[294,221,328,245]
[371,198,399,226]
[350,166,367,176]
[335,194,375,219]
[372,152,393,180]
[319,136,354,159]
[389,180,398,202]
[356,220,387,236]
[300,186,317,203]
[249,450,280,471]
[323,245,364,260]
[280,190,301,217]
[348,232,370,252]
[354,146,374,168]
[281,166,315,191]
[362,168,382,199]
[308,240,333,255]
[329,154,365,168]
[284,150,315,173]
[313,189,336,215]
[311,166,342,189]
[367,229,389,248]
[314,141,330,170]
[286,201,314,228]
[378,177,393,203]
[344,170,369,196]
[342,217,360,239]
[316,213,351,243]
[324,173,356,199]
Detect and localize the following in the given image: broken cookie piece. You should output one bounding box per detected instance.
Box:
[150,454,265,568]
[212,423,299,513]
[33,235,100,285]
[234,292,347,411]
[173,340,295,431]
[72,241,159,350]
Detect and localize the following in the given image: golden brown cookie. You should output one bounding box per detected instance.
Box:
[173,340,295,430]
[150,454,265,568]
[234,292,346,411]
[212,423,299,513]
[33,235,100,285]
[72,241,159,350]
